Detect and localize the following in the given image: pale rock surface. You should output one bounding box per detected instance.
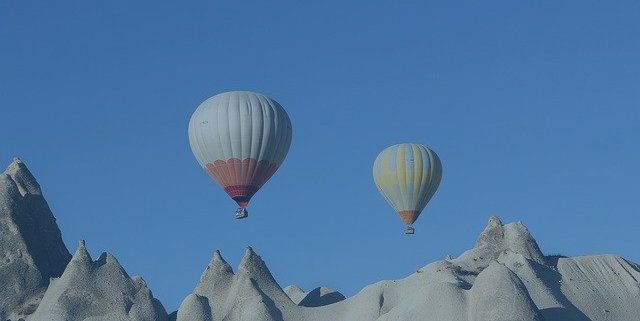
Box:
[2,159,640,321]
[283,285,345,307]
[181,216,640,321]
[177,247,296,321]
[0,158,71,320]
[467,263,542,321]
[179,243,541,321]
[176,294,211,321]
[553,255,640,320]
[455,216,546,272]
[282,285,306,305]
[28,240,168,321]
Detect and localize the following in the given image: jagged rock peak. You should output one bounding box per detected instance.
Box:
[4,157,41,196]
[194,249,235,298]
[32,239,169,321]
[71,239,92,265]
[243,246,256,259]
[188,247,292,321]
[96,251,124,268]
[0,158,71,320]
[73,241,126,271]
[473,215,545,264]
[488,215,502,227]
[475,216,503,247]
[67,241,128,278]
[237,246,281,285]
[210,249,230,268]
[238,246,266,272]
[204,249,233,274]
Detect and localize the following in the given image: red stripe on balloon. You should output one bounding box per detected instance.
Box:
[398,210,420,225]
[205,158,280,206]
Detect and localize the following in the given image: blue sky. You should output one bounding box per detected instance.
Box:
[1,1,638,312]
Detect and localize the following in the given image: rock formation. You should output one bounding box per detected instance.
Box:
[283,285,345,307]
[0,158,71,320]
[176,247,296,321]
[2,159,639,321]
[179,215,640,321]
[29,240,169,321]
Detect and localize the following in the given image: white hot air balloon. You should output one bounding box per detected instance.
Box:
[188,91,292,219]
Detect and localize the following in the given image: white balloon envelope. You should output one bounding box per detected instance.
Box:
[188,91,292,214]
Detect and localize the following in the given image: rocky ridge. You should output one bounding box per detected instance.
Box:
[29,240,168,321]
[0,158,71,320]
[2,159,639,321]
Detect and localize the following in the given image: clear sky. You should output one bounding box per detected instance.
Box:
[1,1,638,312]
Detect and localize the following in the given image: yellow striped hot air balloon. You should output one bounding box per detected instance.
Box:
[373,143,442,234]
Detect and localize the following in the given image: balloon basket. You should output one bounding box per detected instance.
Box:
[235,208,249,219]
[405,226,415,234]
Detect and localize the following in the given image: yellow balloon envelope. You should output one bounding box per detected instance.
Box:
[373,143,442,229]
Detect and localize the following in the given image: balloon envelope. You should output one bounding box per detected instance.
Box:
[373,143,442,225]
[188,91,292,207]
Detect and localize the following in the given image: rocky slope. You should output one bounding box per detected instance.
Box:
[283,285,345,307]
[1,159,168,321]
[176,247,296,321]
[176,216,640,321]
[0,158,71,320]
[29,240,168,321]
[2,159,639,321]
